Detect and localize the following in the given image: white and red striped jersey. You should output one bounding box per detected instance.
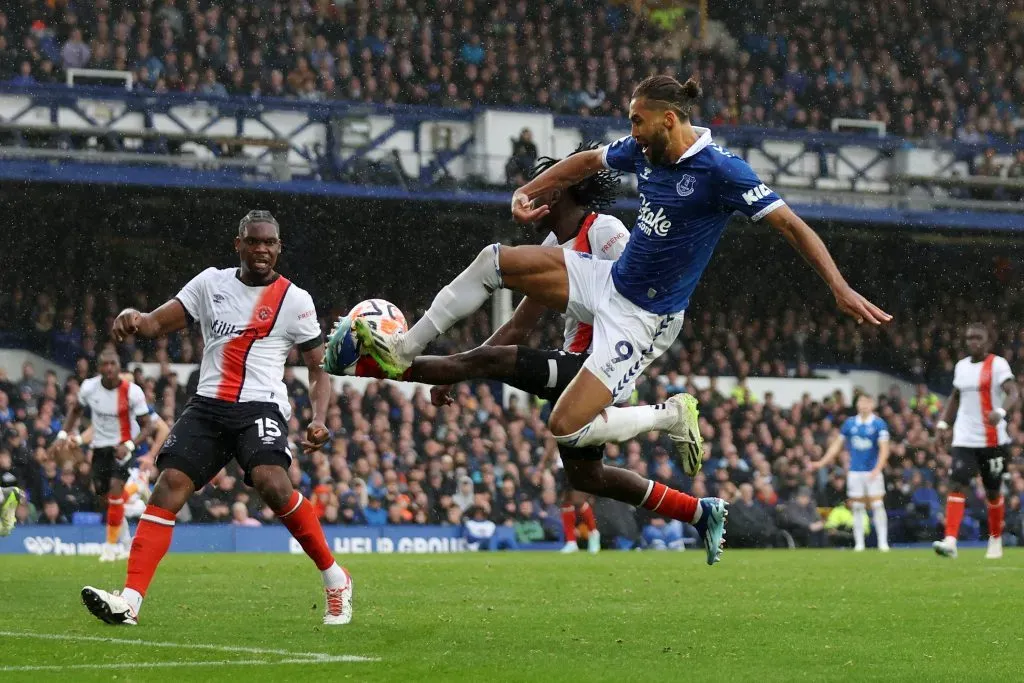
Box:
[78,377,148,448]
[540,212,630,353]
[175,267,321,420]
[952,354,1014,448]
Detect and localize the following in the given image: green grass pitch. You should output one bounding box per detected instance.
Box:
[0,550,1020,682]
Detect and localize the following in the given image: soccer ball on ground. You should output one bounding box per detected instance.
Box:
[323,299,407,376]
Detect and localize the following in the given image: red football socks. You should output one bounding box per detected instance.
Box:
[987,497,1004,538]
[580,502,597,532]
[642,481,699,523]
[125,505,176,597]
[106,492,126,544]
[944,494,966,539]
[560,505,577,543]
[276,491,335,571]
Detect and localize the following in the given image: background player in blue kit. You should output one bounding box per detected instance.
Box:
[345,74,891,566]
[813,394,892,552]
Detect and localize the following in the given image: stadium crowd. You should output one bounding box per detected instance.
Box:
[2,280,1024,549]
[0,0,1021,143]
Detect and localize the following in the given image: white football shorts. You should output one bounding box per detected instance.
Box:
[847,470,885,499]
[563,251,684,404]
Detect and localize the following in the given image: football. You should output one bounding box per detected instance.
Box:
[324,299,407,376]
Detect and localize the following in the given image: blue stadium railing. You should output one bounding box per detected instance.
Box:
[0,84,1020,230]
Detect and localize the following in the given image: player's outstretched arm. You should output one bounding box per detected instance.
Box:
[811,434,844,472]
[300,344,331,453]
[511,148,606,224]
[112,299,189,342]
[764,206,892,325]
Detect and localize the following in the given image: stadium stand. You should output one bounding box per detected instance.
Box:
[0,0,1021,551]
[0,0,1021,141]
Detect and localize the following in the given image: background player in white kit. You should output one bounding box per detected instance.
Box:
[812,394,891,551]
[56,348,152,561]
[81,210,353,626]
[934,324,1019,559]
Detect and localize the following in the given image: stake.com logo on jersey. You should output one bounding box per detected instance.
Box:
[636,194,672,237]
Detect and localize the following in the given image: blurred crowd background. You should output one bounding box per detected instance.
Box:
[1,0,1022,143]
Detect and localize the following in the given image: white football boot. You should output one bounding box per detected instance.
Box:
[323,571,353,626]
[81,586,138,625]
[932,537,958,559]
[985,536,1003,560]
[560,541,579,553]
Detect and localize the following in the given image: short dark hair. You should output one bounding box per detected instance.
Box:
[631,75,703,120]
[238,210,280,236]
[529,141,621,212]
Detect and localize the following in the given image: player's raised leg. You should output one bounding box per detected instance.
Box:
[353,244,569,378]
[248,464,353,624]
[560,451,727,565]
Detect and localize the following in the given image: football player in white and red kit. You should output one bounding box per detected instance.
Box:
[57,348,152,561]
[934,323,1019,559]
[328,145,629,553]
[81,210,353,626]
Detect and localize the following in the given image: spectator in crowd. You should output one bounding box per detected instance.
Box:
[38,497,67,525]
[728,483,791,548]
[231,501,262,527]
[61,28,89,70]
[778,487,826,547]
[505,128,538,187]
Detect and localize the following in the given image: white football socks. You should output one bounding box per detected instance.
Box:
[871,500,888,548]
[121,588,143,615]
[553,404,677,448]
[402,244,504,359]
[852,502,866,548]
[321,562,349,589]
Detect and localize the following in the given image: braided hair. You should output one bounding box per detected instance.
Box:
[238,209,280,236]
[529,141,622,212]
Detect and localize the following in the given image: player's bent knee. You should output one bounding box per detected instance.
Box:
[250,464,293,509]
[150,468,194,512]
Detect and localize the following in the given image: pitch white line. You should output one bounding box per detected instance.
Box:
[0,660,368,672]
[0,630,379,663]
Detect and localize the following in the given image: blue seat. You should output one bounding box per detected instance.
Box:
[72,512,103,526]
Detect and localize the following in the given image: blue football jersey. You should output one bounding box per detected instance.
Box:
[840,415,890,472]
[603,128,785,314]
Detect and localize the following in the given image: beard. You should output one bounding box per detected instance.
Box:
[645,130,672,165]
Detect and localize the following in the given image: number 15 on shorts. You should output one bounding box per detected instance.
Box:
[255,417,282,440]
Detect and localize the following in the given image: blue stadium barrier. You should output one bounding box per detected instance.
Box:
[0,524,563,555]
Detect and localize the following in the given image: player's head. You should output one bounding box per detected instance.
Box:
[98,347,121,384]
[856,393,875,416]
[235,210,282,277]
[629,75,702,166]
[528,142,621,233]
[965,322,990,358]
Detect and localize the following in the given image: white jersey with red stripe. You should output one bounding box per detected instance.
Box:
[540,212,630,353]
[952,354,1013,448]
[78,377,148,448]
[175,267,321,420]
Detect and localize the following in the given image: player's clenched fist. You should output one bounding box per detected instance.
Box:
[302,420,329,453]
[112,308,143,342]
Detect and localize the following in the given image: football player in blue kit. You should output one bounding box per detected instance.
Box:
[813,394,892,551]
[343,74,891,565]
